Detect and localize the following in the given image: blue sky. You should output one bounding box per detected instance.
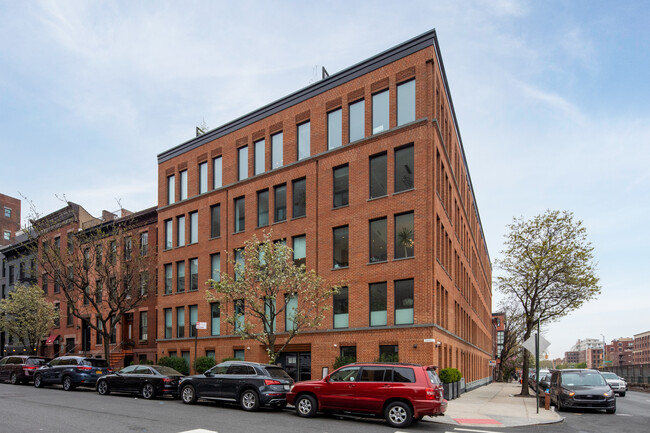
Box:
[1,0,648,359]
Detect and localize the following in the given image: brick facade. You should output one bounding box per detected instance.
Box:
[156,30,493,383]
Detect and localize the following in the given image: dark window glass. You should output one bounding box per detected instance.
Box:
[274,184,286,222]
[292,178,306,218]
[340,346,356,360]
[369,218,387,262]
[189,305,198,337]
[189,258,198,291]
[177,307,185,338]
[210,204,221,238]
[333,287,348,329]
[369,153,387,198]
[369,282,387,326]
[257,190,269,227]
[333,226,349,268]
[359,366,390,382]
[394,144,414,192]
[176,261,185,293]
[292,235,306,268]
[177,215,185,247]
[164,308,172,338]
[379,344,399,362]
[349,99,365,142]
[211,302,220,336]
[164,264,172,294]
[333,165,348,208]
[394,279,414,325]
[397,79,416,126]
[393,367,415,383]
[394,212,414,259]
[234,197,245,233]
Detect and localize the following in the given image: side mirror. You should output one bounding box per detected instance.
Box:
[204,371,212,377]
[324,374,330,383]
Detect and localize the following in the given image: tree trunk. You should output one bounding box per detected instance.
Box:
[103,331,111,363]
[521,350,530,396]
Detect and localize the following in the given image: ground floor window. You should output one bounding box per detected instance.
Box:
[379,344,398,362]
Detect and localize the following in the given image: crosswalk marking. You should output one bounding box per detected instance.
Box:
[178,430,218,433]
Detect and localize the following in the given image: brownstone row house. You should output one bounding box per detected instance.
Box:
[155,29,493,384]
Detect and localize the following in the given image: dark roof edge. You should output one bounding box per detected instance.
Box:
[157,29,438,164]
[432,33,491,265]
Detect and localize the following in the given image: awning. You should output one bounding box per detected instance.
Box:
[46,334,60,345]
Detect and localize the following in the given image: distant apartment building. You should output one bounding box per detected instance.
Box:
[155,29,493,382]
[605,337,634,366]
[633,331,650,364]
[0,193,21,247]
[564,351,580,364]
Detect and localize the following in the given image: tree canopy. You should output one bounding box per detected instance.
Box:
[495,210,600,395]
[206,232,341,364]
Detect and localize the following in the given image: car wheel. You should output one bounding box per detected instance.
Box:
[384,401,413,428]
[240,389,260,411]
[619,391,626,397]
[181,384,197,404]
[271,402,287,411]
[295,394,318,418]
[97,380,110,395]
[34,374,43,388]
[10,373,18,385]
[142,383,155,400]
[62,376,74,391]
[556,397,564,412]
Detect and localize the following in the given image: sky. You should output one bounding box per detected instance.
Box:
[1,0,649,359]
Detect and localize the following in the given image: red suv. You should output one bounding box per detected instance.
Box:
[286,362,447,428]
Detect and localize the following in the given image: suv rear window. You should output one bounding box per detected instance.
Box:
[83,359,109,367]
[427,369,441,385]
[27,358,48,366]
[265,366,291,379]
[393,367,415,383]
[359,367,390,382]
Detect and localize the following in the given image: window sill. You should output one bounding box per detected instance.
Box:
[393,188,415,196]
[272,220,287,225]
[233,231,245,235]
[257,224,269,229]
[331,266,349,271]
[393,256,415,262]
[368,259,388,265]
[332,204,349,210]
[209,236,221,240]
[291,215,307,221]
[368,195,388,202]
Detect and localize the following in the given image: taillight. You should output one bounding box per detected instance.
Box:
[163,378,174,383]
[107,368,113,373]
[77,365,93,371]
[264,379,281,386]
[425,388,436,400]
[23,366,38,371]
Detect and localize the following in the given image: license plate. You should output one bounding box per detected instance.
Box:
[96,371,102,374]
[284,385,290,391]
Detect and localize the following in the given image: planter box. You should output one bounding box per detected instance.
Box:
[443,381,459,400]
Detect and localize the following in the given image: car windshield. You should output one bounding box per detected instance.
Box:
[562,372,607,386]
[265,366,291,379]
[83,359,109,367]
[601,372,618,379]
[152,366,182,376]
[27,358,48,366]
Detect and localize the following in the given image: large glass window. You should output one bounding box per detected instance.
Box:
[285,294,297,332]
[189,212,198,244]
[394,212,414,259]
[254,139,265,175]
[394,144,414,193]
[292,178,306,218]
[379,345,399,362]
[164,220,173,250]
[234,300,244,332]
[234,197,245,233]
[297,122,310,160]
[164,264,172,294]
[333,164,349,208]
[369,282,387,326]
[199,162,208,194]
[394,279,414,325]
[176,261,185,293]
[167,175,175,205]
[274,184,286,222]
[139,311,148,341]
[333,287,349,328]
[211,302,220,336]
[369,217,387,262]
[164,308,172,339]
[257,190,269,227]
[369,152,387,198]
[180,170,188,200]
[340,345,357,361]
[140,232,148,256]
[189,305,198,337]
[189,258,198,291]
[272,132,283,169]
[238,146,248,180]
[177,215,185,247]
[349,99,365,142]
[372,89,389,134]
[213,156,222,189]
[210,204,220,238]
[327,108,342,150]
[333,226,349,268]
[397,79,416,126]
[177,307,185,338]
[210,253,220,282]
[234,249,244,281]
[292,235,306,268]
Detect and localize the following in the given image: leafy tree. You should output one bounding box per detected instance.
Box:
[494,302,526,382]
[0,283,58,353]
[193,356,216,374]
[158,356,189,375]
[495,210,600,396]
[206,232,341,364]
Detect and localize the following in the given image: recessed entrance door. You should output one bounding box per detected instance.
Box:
[276,351,311,382]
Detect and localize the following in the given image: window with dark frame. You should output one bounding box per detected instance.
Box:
[327,108,342,149]
[176,306,185,338]
[167,175,175,205]
[189,258,198,291]
[333,287,349,328]
[292,178,306,218]
[397,79,416,126]
[164,264,172,294]
[164,308,172,339]
[369,282,387,326]
[177,215,185,247]
[272,132,283,169]
[394,278,414,325]
[369,152,387,198]
[372,89,389,134]
[340,345,357,361]
[210,204,221,238]
[210,253,220,282]
[394,144,414,193]
[297,121,310,160]
[274,184,286,222]
[332,226,349,268]
[176,261,185,293]
[349,99,365,142]
[292,235,306,268]
[333,164,349,208]
[394,212,414,259]
[257,189,269,227]
[180,170,188,200]
[369,217,387,262]
[199,162,208,194]
[234,197,245,233]
[238,145,248,180]
[213,156,222,189]
[254,139,265,175]
[211,302,220,336]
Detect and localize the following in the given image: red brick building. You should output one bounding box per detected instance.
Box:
[156,29,492,383]
[605,337,634,366]
[0,193,21,246]
[634,331,650,365]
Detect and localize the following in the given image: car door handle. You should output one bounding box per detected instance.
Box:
[381,384,391,388]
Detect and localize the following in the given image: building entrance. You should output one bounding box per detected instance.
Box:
[276,351,311,382]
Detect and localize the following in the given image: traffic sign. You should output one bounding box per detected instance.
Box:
[195,322,207,330]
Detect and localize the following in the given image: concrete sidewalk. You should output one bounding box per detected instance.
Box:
[425,382,563,428]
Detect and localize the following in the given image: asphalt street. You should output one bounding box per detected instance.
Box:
[1,383,648,433]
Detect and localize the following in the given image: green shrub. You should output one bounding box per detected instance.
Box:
[376,352,399,363]
[221,356,240,363]
[438,367,462,383]
[139,359,154,365]
[194,356,216,374]
[333,356,356,370]
[158,356,189,375]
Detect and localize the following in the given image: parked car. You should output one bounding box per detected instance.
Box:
[286,362,447,429]
[34,356,113,391]
[96,364,184,399]
[601,372,626,397]
[179,361,293,411]
[0,355,50,384]
[549,369,616,413]
[528,369,549,391]
[536,371,553,396]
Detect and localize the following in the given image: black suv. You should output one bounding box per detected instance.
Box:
[0,355,50,384]
[550,369,616,413]
[34,356,113,391]
[179,361,293,411]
